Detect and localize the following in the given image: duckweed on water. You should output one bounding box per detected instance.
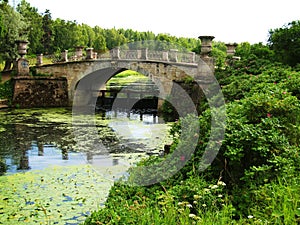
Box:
[0,108,172,224]
[0,164,129,225]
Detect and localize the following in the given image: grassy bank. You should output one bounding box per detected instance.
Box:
[82,56,300,224]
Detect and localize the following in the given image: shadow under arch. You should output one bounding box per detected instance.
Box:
[71,60,184,109]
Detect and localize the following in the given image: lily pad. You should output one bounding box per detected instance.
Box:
[0,164,129,224]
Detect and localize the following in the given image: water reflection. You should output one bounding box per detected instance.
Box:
[0,109,168,175]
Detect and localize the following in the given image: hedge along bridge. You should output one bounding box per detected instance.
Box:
[32,36,234,109]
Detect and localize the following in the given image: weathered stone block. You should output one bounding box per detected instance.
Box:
[12,76,68,108]
[16,58,30,76]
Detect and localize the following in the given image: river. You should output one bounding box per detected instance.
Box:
[0,108,171,225]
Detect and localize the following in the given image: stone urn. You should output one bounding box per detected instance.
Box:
[225,43,238,56]
[16,40,29,58]
[198,36,215,58]
[15,40,30,76]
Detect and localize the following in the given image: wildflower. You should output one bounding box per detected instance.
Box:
[211,185,218,189]
[283,91,287,94]
[193,201,198,204]
[189,214,196,218]
[186,204,193,208]
[267,113,272,118]
[248,215,254,219]
[178,202,184,206]
[202,204,207,207]
[193,195,201,200]
[217,181,226,186]
[218,194,223,198]
[180,156,185,161]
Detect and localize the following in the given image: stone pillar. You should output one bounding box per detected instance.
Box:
[86,48,94,60]
[36,54,43,66]
[16,58,30,76]
[162,51,169,61]
[225,43,241,65]
[225,43,238,56]
[198,36,215,82]
[75,46,84,60]
[93,52,98,59]
[189,52,196,63]
[141,48,148,60]
[110,47,120,60]
[61,50,68,62]
[199,36,214,58]
[169,49,178,62]
[15,40,30,76]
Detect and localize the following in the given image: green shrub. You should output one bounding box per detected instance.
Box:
[84,44,300,225]
[0,80,13,102]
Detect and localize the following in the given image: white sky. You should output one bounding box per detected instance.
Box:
[12,0,300,44]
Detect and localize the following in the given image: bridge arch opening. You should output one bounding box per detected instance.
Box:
[72,60,202,121]
[73,66,163,114]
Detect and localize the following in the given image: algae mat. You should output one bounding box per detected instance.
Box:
[0,164,129,225]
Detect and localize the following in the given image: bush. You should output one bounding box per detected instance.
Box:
[83,42,300,225]
[0,79,13,102]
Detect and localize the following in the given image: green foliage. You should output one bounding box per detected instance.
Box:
[41,9,53,54]
[235,42,275,61]
[0,79,13,101]
[0,1,27,68]
[52,18,82,52]
[160,96,179,122]
[83,41,300,224]
[92,26,107,52]
[17,0,44,54]
[268,20,300,66]
[83,176,235,225]
[247,176,300,224]
[212,42,227,68]
[216,57,299,102]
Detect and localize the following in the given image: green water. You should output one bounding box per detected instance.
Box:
[0,108,171,224]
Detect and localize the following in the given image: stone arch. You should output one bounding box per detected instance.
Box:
[71,60,199,107]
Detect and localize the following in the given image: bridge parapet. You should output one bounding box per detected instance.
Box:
[34,48,199,66]
[110,48,197,64]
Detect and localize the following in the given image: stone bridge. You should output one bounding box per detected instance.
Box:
[34,37,217,107]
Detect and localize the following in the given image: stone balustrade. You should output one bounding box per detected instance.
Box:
[34,34,222,66]
[35,48,199,66]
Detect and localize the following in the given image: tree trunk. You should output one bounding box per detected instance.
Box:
[3,60,12,71]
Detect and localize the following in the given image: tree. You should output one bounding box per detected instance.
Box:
[52,19,82,52]
[0,1,27,71]
[17,0,44,54]
[235,42,251,58]
[93,26,106,52]
[268,20,300,66]
[235,42,275,61]
[42,9,53,54]
[104,28,127,50]
[78,23,95,47]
